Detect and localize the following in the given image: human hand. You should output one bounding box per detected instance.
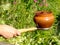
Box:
[0,25,20,39]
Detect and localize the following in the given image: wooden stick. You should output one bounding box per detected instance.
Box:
[18,27,37,33]
[18,27,49,33]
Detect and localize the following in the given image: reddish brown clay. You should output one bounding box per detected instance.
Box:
[34,11,54,28]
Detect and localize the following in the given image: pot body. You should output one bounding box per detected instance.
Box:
[34,11,54,28]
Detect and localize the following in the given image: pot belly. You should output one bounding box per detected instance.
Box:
[34,17,54,28]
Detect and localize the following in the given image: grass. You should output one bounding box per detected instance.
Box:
[0,0,60,45]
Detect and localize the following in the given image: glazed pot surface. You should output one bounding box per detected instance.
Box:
[34,11,54,28]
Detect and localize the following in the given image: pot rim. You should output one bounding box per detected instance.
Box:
[35,11,52,15]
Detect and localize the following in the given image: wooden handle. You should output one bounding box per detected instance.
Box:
[18,27,37,33]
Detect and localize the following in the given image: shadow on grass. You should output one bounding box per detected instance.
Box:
[56,15,60,35]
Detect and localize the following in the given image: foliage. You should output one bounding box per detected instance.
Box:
[0,0,60,45]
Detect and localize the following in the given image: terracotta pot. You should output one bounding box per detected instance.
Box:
[34,11,54,29]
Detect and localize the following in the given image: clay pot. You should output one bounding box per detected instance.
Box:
[34,11,54,29]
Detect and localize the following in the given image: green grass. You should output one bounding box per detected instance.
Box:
[0,0,60,45]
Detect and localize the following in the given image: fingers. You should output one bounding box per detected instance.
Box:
[1,30,19,39]
[10,30,21,37]
[0,25,21,39]
[2,33,13,39]
[16,30,21,36]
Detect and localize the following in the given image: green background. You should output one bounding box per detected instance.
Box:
[0,0,60,45]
